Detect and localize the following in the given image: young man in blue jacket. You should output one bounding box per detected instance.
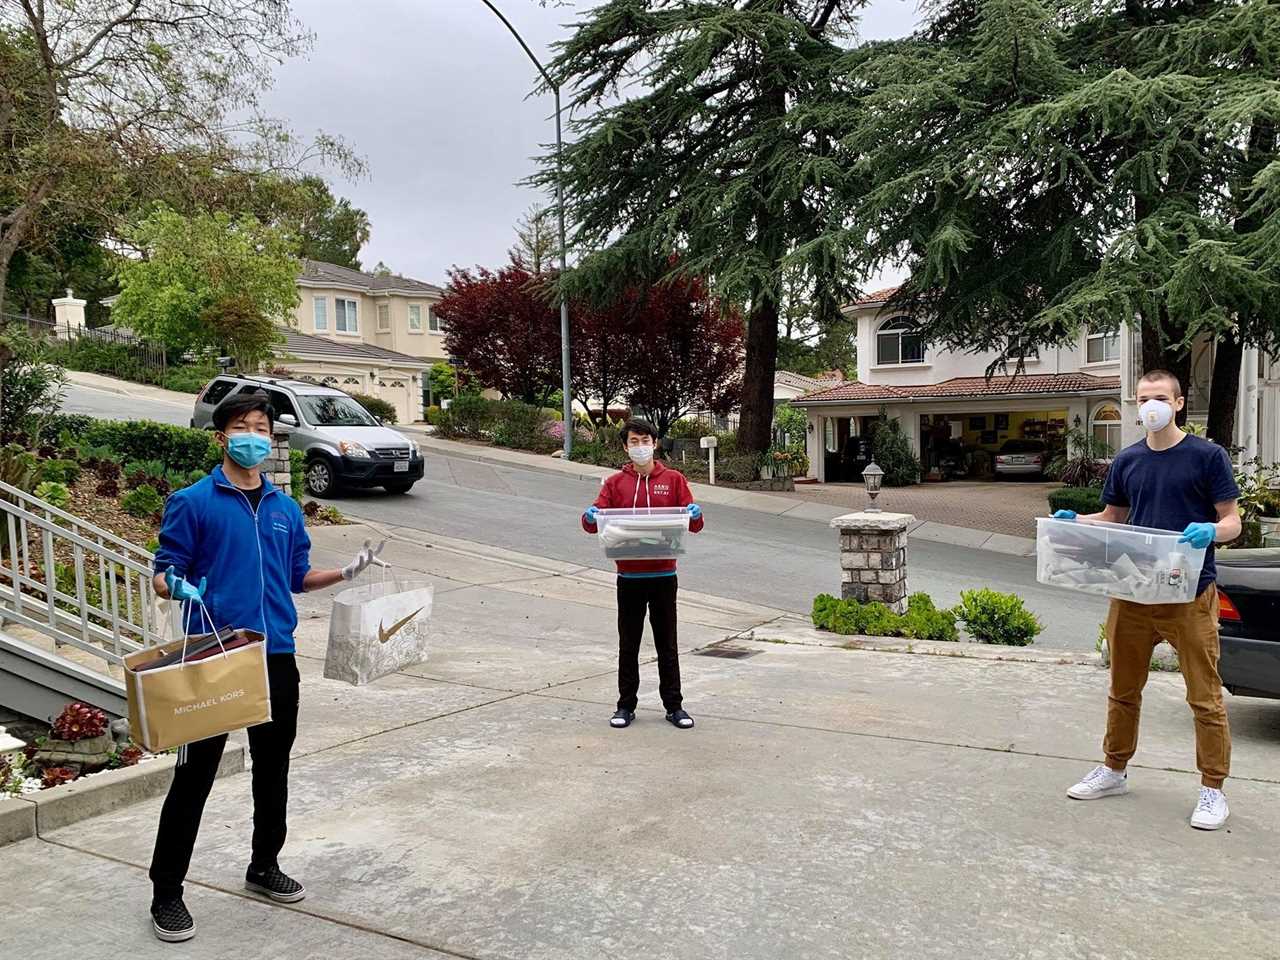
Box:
[147,390,383,942]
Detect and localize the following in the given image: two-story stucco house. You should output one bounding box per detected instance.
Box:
[288,260,450,423]
[794,286,1280,483]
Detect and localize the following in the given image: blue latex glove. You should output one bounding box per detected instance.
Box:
[584,506,600,525]
[688,503,702,521]
[164,565,206,602]
[1052,510,1076,520]
[1178,522,1216,549]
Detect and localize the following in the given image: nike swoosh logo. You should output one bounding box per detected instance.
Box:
[378,606,424,644]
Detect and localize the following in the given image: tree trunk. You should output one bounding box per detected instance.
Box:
[739,293,780,453]
[1206,332,1242,447]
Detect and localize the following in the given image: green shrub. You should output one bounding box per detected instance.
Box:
[668,418,717,440]
[955,589,1042,646]
[811,594,841,631]
[567,438,628,468]
[437,394,498,439]
[289,449,305,504]
[716,454,762,484]
[425,405,444,426]
[1,334,65,441]
[490,401,557,453]
[901,592,960,642]
[870,412,920,486]
[39,459,82,485]
[0,444,40,495]
[121,484,164,519]
[161,365,217,395]
[34,481,70,509]
[1047,486,1104,515]
[34,414,94,445]
[812,591,960,642]
[349,392,398,424]
[77,421,221,475]
[145,537,160,555]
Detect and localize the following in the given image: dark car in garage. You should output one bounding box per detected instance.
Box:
[1217,548,1280,699]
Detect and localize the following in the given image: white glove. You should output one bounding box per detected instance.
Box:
[342,540,387,580]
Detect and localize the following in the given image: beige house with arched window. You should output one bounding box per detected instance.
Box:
[792,286,1279,483]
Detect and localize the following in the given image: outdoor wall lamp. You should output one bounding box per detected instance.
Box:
[1073,414,1082,428]
[862,461,885,512]
[807,421,814,433]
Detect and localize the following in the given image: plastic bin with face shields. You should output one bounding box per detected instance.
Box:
[1036,517,1208,604]
[594,507,691,561]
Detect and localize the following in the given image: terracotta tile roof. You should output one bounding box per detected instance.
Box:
[853,285,902,306]
[794,372,1121,405]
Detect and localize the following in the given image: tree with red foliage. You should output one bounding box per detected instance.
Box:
[437,261,562,405]
[569,286,643,426]
[624,276,744,438]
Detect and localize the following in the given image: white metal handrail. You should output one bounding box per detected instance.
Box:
[0,480,161,667]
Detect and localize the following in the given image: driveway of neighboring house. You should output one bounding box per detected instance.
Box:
[783,480,1061,538]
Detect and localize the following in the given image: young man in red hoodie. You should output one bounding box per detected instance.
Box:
[582,418,704,729]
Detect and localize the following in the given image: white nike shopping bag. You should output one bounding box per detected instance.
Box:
[323,570,434,686]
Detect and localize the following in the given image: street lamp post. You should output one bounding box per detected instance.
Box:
[478,0,573,457]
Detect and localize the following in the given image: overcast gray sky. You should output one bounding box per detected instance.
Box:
[264,0,920,287]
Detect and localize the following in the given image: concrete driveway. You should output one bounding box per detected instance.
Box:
[6,524,1279,960]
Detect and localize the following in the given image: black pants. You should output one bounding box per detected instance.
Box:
[616,575,682,712]
[149,654,300,903]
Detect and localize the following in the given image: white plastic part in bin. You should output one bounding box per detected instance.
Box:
[594,507,691,561]
[1035,517,1207,604]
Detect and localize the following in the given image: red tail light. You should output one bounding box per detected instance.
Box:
[1218,589,1242,622]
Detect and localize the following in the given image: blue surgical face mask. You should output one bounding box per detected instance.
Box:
[225,432,272,469]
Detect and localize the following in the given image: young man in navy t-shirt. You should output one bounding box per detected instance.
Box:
[1053,370,1241,829]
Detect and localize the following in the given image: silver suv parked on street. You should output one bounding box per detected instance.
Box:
[192,375,423,497]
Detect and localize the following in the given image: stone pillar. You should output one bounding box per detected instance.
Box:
[266,429,294,496]
[51,288,87,338]
[830,511,916,614]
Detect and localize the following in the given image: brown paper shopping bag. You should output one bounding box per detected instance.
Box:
[125,626,271,752]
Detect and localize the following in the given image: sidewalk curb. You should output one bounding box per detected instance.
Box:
[63,369,195,407]
[411,435,1037,557]
[727,622,1100,666]
[0,741,245,847]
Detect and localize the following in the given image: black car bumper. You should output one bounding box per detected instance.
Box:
[335,455,424,487]
[1219,634,1280,699]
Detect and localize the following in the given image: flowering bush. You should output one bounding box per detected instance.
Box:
[51,702,108,741]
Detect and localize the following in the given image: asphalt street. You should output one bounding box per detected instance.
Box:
[60,382,1109,649]
[329,454,1110,651]
[61,382,192,426]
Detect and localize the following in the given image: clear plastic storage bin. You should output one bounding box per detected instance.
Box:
[1036,517,1207,604]
[594,507,691,561]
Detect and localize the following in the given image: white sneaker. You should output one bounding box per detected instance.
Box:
[1067,765,1129,800]
[1190,786,1229,830]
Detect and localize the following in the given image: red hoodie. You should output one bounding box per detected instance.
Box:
[581,460,705,575]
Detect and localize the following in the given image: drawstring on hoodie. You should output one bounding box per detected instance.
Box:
[631,472,652,509]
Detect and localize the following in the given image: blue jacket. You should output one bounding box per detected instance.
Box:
[153,465,311,654]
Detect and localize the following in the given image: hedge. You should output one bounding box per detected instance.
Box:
[40,415,222,475]
[1047,486,1104,515]
[349,392,398,424]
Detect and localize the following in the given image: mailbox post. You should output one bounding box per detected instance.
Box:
[700,435,718,485]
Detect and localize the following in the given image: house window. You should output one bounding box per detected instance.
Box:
[1086,328,1120,364]
[408,305,423,331]
[427,306,441,333]
[377,304,390,332]
[336,298,358,333]
[876,317,925,365]
[313,297,327,332]
[1007,336,1040,360]
[322,376,339,386]
[1091,403,1122,455]
[388,380,406,389]
[342,376,362,386]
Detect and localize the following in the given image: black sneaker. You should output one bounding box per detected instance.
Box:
[245,865,306,903]
[610,708,635,728]
[150,897,196,942]
[666,709,695,729]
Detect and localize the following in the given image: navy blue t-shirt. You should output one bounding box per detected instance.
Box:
[1101,434,1241,595]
